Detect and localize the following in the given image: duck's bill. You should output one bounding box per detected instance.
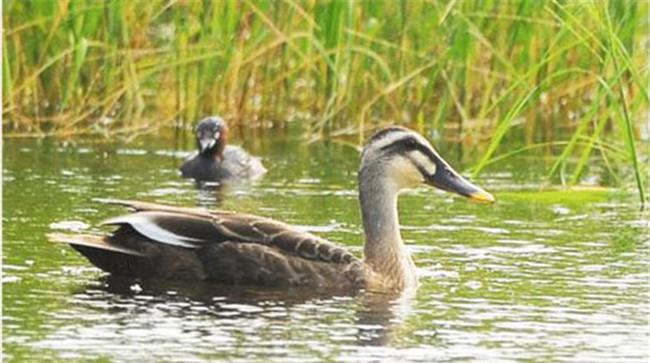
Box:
[199,137,217,153]
[426,166,495,204]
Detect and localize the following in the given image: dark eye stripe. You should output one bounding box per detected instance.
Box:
[380,136,438,161]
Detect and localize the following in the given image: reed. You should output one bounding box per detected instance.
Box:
[2,0,648,201]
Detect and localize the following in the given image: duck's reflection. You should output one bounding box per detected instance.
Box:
[354,289,418,346]
[79,276,417,348]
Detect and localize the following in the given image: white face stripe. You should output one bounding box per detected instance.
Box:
[365,127,463,179]
[408,150,437,176]
[370,130,413,151]
[370,129,437,154]
[371,129,439,163]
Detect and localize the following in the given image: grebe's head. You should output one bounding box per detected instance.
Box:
[195,116,228,159]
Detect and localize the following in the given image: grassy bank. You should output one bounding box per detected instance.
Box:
[2,0,648,200]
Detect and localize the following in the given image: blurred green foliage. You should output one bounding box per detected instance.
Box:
[2,0,648,200]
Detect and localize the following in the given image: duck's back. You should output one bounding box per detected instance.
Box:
[50,200,366,291]
[221,145,266,180]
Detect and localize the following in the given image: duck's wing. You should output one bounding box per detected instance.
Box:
[96,199,357,265]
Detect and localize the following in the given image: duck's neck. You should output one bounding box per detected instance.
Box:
[200,145,224,162]
[359,169,417,289]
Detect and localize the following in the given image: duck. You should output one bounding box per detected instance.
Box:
[49,127,494,293]
[179,116,266,181]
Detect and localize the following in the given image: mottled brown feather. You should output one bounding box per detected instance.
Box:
[98,200,359,265]
[52,200,366,289]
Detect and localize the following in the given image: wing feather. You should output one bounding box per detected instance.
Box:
[96,200,359,264]
[102,215,198,248]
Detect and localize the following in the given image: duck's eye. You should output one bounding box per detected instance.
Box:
[403,137,418,149]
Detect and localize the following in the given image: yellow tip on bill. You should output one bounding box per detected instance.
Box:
[469,189,496,204]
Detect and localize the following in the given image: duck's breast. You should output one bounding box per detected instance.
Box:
[180,154,231,180]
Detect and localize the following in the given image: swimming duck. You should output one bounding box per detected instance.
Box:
[50,127,494,293]
[180,116,266,181]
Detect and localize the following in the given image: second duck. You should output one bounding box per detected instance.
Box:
[180,116,266,181]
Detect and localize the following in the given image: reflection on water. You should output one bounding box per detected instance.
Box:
[3,129,649,362]
[29,277,411,362]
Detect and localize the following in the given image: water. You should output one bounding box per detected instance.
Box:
[3,128,648,362]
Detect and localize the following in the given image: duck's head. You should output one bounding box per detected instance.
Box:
[360,127,495,203]
[195,116,228,159]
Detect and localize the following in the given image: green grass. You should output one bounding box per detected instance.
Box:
[2,0,648,203]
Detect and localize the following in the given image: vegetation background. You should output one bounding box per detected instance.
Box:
[2,0,648,201]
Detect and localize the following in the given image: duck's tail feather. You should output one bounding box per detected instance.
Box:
[48,233,144,256]
[48,233,148,276]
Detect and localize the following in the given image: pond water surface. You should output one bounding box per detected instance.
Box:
[3,128,648,362]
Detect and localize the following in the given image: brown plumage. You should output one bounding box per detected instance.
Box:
[49,199,368,291]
